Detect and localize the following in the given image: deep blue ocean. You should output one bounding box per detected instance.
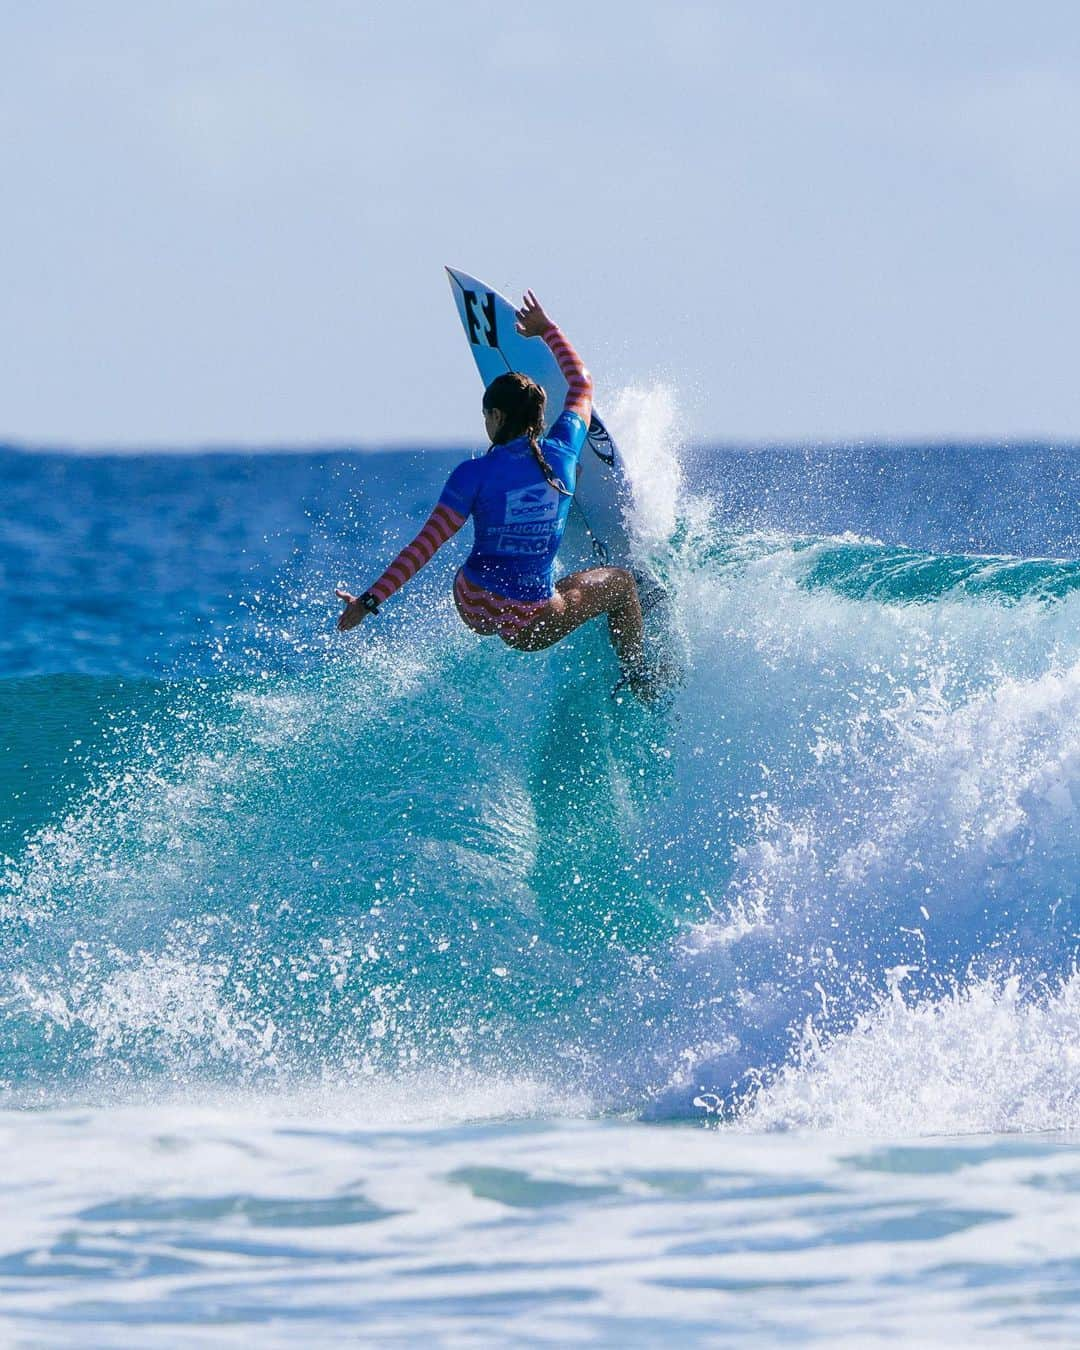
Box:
[2,424,1079,1345]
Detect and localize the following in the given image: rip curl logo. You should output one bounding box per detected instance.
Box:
[504,483,559,524]
[587,414,616,466]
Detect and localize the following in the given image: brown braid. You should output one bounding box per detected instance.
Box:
[483,373,572,496]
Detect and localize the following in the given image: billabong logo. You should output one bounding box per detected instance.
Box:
[504,483,559,524]
[463,290,497,347]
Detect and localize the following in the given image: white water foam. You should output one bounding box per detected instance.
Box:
[738,970,1080,1135]
[605,382,684,550]
[646,527,1080,1127]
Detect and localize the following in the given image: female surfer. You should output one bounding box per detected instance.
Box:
[336,291,651,698]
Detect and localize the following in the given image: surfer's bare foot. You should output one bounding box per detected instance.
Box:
[629,675,657,704]
[622,656,658,705]
[616,651,678,706]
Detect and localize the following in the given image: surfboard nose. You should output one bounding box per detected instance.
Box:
[446,266,482,294]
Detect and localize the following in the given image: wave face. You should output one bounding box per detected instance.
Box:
[1,431,1078,1130]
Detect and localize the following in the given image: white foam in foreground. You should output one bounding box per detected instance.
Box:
[2,1102,1079,1346]
[739,971,1080,1135]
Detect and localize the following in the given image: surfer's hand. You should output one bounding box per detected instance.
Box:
[515,290,553,339]
[335,589,367,632]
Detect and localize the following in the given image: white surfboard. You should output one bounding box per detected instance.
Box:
[445,267,677,697]
[446,267,633,564]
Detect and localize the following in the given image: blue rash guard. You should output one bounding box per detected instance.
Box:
[436,410,589,603]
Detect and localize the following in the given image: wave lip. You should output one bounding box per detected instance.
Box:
[799,538,1080,607]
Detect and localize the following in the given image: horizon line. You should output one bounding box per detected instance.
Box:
[3,436,1078,458]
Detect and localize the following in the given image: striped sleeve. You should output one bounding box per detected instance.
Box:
[542,323,593,421]
[367,501,467,605]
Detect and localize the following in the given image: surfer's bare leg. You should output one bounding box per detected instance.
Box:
[507,567,644,667]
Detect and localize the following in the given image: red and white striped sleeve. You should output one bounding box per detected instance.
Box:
[542,323,593,422]
[367,501,467,605]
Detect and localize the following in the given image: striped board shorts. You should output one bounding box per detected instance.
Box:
[453,569,550,644]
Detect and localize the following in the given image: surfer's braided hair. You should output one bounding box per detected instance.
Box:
[483,373,571,496]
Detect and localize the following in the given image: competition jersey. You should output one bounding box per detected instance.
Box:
[365,322,593,609]
[436,411,588,602]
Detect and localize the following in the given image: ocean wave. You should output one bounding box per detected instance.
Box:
[1,405,1077,1132]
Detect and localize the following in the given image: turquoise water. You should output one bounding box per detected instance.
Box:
[2,424,1079,1343]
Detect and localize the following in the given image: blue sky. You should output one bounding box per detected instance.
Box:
[2,1,1079,447]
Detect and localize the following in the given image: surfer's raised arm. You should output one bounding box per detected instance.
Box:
[514,291,593,424]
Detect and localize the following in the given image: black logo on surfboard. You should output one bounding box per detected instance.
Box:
[463,290,498,347]
[587,414,616,466]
